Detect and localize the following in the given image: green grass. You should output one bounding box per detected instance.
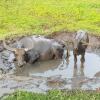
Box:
[0,0,100,39]
[2,90,100,100]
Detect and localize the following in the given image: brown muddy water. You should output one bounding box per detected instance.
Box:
[0,32,100,98]
[15,51,100,78]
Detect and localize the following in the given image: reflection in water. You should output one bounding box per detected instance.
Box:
[8,50,100,91]
[58,49,69,70]
[73,63,84,77]
[71,63,85,89]
[15,59,61,76]
[14,51,100,79]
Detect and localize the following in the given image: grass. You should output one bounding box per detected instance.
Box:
[0,0,100,39]
[2,90,100,100]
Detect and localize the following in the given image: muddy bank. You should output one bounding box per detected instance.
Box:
[0,31,100,52]
[47,31,100,53]
[0,73,100,98]
[0,31,100,97]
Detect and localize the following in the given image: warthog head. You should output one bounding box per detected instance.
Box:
[73,30,84,50]
[3,40,33,67]
[73,30,89,55]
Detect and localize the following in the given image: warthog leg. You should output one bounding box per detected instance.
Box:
[81,53,85,64]
[66,49,70,58]
[74,53,77,64]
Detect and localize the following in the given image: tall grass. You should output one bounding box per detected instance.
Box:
[0,0,100,38]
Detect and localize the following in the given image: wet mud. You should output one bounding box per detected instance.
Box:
[0,31,100,97]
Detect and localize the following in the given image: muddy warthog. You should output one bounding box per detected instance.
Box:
[3,36,64,67]
[73,30,89,64]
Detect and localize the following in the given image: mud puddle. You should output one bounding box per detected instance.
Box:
[0,32,100,97]
[15,52,100,78]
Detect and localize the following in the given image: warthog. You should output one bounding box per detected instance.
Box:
[73,30,89,64]
[3,36,64,67]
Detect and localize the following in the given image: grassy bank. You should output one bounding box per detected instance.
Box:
[0,0,100,39]
[2,90,100,100]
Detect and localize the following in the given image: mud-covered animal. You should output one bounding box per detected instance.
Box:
[24,49,40,64]
[3,36,64,67]
[73,30,89,64]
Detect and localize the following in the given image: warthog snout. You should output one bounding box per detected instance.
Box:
[14,49,27,67]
